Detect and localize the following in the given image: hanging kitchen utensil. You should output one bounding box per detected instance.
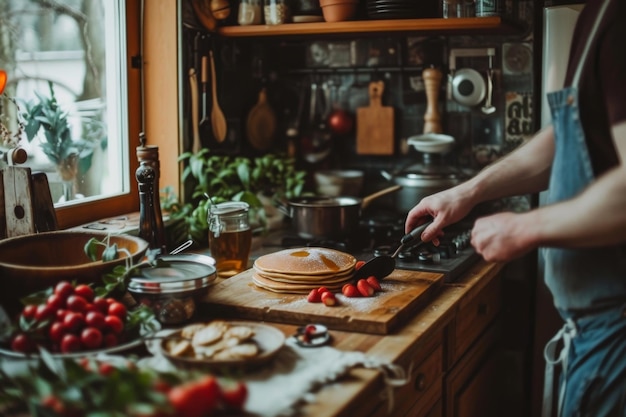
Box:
[209,50,227,143]
[199,55,210,140]
[353,221,432,281]
[246,87,277,151]
[447,47,495,108]
[301,79,332,163]
[189,68,202,153]
[191,0,217,31]
[356,80,394,155]
[482,54,496,114]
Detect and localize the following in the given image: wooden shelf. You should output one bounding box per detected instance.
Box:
[217,16,503,37]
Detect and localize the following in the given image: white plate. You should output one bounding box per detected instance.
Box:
[146,320,286,370]
[0,319,161,360]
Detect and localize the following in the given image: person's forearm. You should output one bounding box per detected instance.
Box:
[524,165,626,248]
[463,125,555,205]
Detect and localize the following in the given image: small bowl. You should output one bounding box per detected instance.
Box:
[320,0,358,22]
[314,169,364,197]
[127,254,217,325]
[0,231,148,314]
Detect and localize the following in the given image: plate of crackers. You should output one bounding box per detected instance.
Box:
[145,319,286,370]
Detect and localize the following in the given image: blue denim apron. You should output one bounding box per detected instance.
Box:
[542,2,626,416]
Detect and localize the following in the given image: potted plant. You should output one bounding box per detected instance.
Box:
[166,148,306,245]
[21,81,97,201]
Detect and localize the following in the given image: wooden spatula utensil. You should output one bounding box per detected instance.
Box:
[209,50,227,143]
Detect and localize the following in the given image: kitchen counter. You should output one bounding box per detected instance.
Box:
[202,258,505,417]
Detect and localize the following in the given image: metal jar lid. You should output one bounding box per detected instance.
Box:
[209,201,249,217]
[127,254,217,295]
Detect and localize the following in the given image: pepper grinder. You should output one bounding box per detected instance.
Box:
[422,66,443,134]
[136,132,166,256]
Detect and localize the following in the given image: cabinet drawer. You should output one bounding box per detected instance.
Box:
[450,273,502,364]
[394,341,443,417]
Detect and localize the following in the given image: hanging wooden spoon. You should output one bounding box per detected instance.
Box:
[209,50,227,143]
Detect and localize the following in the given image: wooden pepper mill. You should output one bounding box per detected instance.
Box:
[422,66,443,134]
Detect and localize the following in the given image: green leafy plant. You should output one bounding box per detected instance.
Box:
[168,149,306,243]
[21,81,96,180]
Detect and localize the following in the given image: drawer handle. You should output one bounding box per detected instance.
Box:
[477,302,489,315]
[414,373,426,391]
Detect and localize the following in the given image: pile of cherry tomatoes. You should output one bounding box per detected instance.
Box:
[10,280,131,354]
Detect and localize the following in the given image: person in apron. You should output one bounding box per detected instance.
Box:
[404,0,626,415]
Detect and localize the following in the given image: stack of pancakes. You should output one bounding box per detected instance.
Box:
[252,247,357,293]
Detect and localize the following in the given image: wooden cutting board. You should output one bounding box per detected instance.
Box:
[199,268,444,335]
[356,81,394,155]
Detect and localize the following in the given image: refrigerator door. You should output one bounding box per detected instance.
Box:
[541,3,584,128]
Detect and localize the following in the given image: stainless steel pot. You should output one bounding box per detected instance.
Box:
[278,185,401,239]
[382,161,465,213]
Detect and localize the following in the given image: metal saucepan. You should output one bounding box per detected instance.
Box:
[278,185,402,240]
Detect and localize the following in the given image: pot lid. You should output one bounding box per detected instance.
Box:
[400,161,463,178]
[127,254,217,294]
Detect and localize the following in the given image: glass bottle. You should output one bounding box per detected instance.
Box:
[264,0,290,25]
[238,0,263,25]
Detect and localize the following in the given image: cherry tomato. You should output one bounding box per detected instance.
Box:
[11,333,35,353]
[21,304,37,320]
[102,332,119,348]
[104,315,124,334]
[41,395,67,414]
[81,327,103,350]
[107,302,127,319]
[168,376,220,417]
[60,334,81,353]
[93,297,109,314]
[47,293,66,311]
[85,311,106,329]
[66,295,89,313]
[98,362,115,376]
[63,311,86,333]
[74,284,95,302]
[49,321,68,343]
[54,281,74,299]
[35,303,54,322]
[219,381,248,410]
[55,308,69,322]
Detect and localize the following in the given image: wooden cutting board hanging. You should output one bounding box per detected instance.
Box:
[356,80,394,155]
[246,87,277,151]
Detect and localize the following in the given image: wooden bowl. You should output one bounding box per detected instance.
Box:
[0,231,148,315]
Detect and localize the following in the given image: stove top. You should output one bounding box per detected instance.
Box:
[261,212,481,282]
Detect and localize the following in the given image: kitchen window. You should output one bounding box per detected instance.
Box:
[0,0,142,228]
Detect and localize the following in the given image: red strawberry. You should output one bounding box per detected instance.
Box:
[355,260,366,270]
[219,380,248,410]
[366,276,382,292]
[317,286,330,295]
[342,283,360,297]
[357,279,375,297]
[307,288,322,303]
[321,291,337,306]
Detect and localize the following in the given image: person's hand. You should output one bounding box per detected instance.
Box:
[405,186,474,244]
[471,212,535,262]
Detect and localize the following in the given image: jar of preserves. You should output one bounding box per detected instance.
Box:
[264,0,290,25]
[238,0,263,25]
[208,201,252,278]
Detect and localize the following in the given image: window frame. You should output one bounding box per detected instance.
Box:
[55,0,142,229]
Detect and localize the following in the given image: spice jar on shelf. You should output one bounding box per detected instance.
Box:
[264,0,290,25]
[238,0,263,25]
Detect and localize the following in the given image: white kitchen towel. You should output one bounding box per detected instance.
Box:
[140,336,408,417]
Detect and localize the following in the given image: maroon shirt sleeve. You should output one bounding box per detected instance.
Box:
[562,0,626,175]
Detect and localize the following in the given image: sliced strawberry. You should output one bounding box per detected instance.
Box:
[355,260,366,270]
[357,279,375,297]
[307,288,322,303]
[342,283,360,297]
[321,291,337,306]
[366,276,382,292]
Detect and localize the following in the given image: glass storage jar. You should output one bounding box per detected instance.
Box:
[238,0,263,25]
[208,201,252,278]
[264,0,290,25]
